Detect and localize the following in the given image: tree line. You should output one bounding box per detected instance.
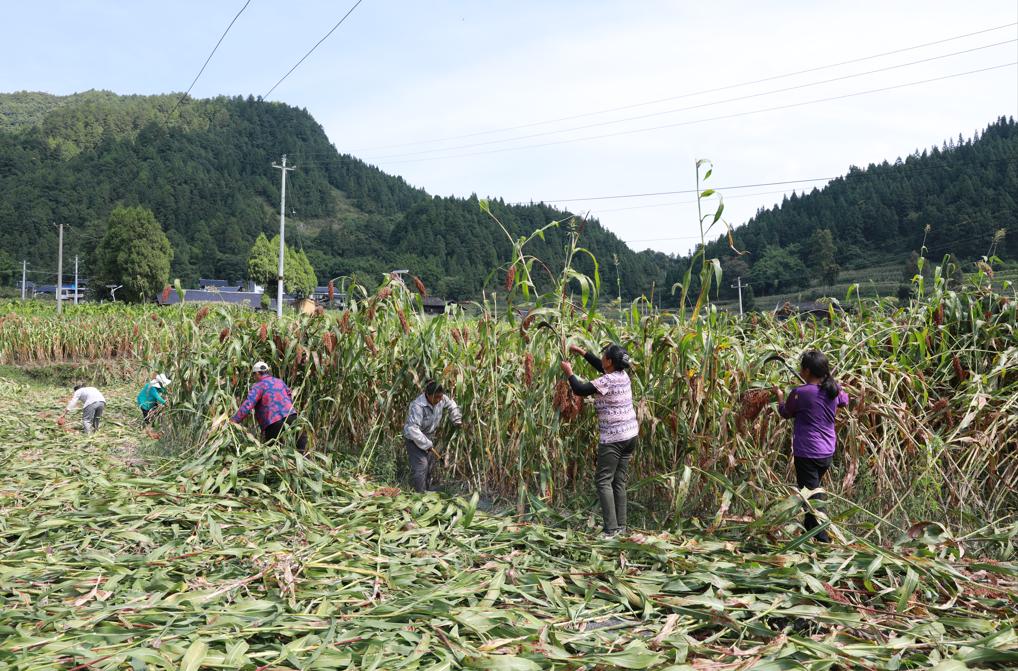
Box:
[0,91,1013,305]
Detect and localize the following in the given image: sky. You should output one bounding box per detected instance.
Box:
[3,1,1017,256]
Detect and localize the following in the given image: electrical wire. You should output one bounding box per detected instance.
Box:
[166,0,252,121]
[366,39,1017,160]
[263,0,365,100]
[601,188,806,216]
[538,155,1018,204]
[351,22,1018,152]
[369,62,1018,165]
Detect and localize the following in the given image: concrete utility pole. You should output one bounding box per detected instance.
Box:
[56,223,64,315]
[74,255,79,305]
[21,260,26,300]
[272,154,296,318]
[730,276,745,316]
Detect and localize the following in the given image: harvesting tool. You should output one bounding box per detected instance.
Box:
[738,352,806,423]
[761,352,806,384]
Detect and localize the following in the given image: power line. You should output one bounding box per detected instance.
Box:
[604,187,806,216]
[545,155,1018,205]
[366,39,1017,160]
[351,22,1018,153]
[536,178,838,204]
[166,0,252,121]
[370,62,1018,165]
[264,0,366,100]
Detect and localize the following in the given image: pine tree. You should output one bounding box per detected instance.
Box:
[94,206,173,303]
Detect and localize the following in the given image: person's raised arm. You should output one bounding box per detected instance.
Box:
[568,343,605,374]
[561,360,598,397]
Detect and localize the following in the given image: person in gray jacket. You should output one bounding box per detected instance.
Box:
[403,380,463,493]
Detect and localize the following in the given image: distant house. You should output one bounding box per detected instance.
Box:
[198,278,234,290]
[774,300,846,320]
[35,282,87,302]
[422,296,453,315]
[312,285,346,308]
[157,289,262,308]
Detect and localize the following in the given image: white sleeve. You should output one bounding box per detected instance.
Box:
[444,396,463,424]
[66,390,81,412]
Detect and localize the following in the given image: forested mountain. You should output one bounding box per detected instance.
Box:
[0,90,1014,303]
[702,116,1018,301]
[0,91,669,299]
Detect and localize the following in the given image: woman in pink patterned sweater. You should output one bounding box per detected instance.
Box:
[561,343,639,537]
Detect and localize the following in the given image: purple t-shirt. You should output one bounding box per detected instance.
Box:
[778,384,848,458]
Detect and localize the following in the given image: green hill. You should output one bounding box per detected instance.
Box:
[703,117,1018,303]
[1,91,1014,304]
[0,91,669,299]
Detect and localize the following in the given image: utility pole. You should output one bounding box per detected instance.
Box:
[74,255,79,305]
[272,154,295,318]
[21,260,26,300]
[56,223,64,315]
[730,276,745,316]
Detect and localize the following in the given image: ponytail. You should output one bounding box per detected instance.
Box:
[801,350,840,399]
[819,374,840,400]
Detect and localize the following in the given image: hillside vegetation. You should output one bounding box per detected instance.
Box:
[1,91,1014,304]
[706,117,1018,303]
[0,91,667,299]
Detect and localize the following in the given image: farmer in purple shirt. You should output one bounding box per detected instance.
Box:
[774,350,849,543]
[231,361,308,453]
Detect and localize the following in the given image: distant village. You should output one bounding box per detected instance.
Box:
[18,277,455,315]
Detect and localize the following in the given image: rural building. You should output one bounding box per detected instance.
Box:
[156,288,262,308]
[312,285,347,308]
[34,282,87,302]
[774,300,846,320]
[422,297,453,315]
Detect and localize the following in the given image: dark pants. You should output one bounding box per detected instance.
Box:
[794,455,832,541]
[405,440,435,493]
[596,437,637,533]
[263,414,308,454]
[141,406,158,425]
[82,402,104,434]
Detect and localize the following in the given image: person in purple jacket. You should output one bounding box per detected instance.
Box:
[773,350,848,542]
[231,361,308,454]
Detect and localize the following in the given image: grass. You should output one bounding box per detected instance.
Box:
[1,373,1017,669]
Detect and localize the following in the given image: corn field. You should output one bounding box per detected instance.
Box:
[3,247,1014,540]
[138,259,1015,539]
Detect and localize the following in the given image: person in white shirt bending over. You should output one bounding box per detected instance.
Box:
[60,384,107,434]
